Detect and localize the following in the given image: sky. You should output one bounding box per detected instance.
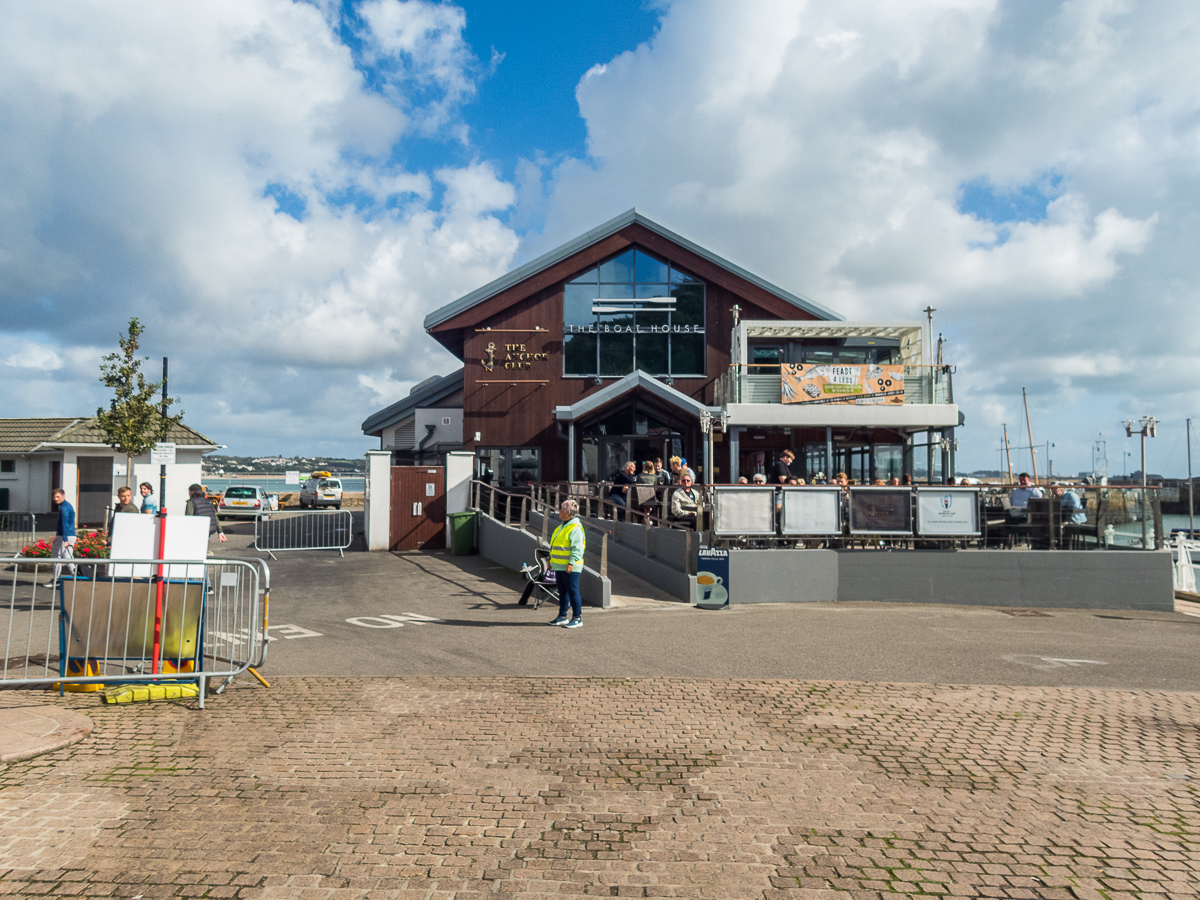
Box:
[1,0,1198,477]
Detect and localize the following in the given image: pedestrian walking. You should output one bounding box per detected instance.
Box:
[185,483,226,544]
[138,482,158,515]
[44,488,76,586]
[547,498,585,629]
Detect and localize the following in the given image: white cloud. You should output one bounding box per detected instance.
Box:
[0,0,516,455]
[529,0,1200,474]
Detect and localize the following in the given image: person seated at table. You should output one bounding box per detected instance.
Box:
[1009,472,1043,512]
[888,476,901,486]
[1052,483,1087,524]
[653,457,672,486]
[751,473,767,484]
[901,474,912,485]
[736,476,749,484]
[636,461,658,485]
[670,473,701,528]
[772,450,795,484]
[608,461,637,514]
[833,472,849,489]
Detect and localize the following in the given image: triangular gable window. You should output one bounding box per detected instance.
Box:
[564,249,705,378]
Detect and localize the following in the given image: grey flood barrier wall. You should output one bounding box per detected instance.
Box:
[528,510,698,605]
[478,514,611,608]
[728,548,1174,611]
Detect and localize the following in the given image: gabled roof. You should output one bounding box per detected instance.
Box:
[361,368,465,436]
[553,371,720,423]
[424,209,841,332]
[0,417,219,453]
[0,418,80,453]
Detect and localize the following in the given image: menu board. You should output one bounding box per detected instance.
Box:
[848,488,912,534]
[782,363,904,405]
[713,487,776,536]
[916,488,980,536]
[780,487,843,535]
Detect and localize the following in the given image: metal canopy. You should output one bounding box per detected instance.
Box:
[744,321,923,341]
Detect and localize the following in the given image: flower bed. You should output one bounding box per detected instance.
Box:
[21,530,110,559]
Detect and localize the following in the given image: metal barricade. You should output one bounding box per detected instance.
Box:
[1,556,267,708]
[253,509,353,558]
[1,512,36,558]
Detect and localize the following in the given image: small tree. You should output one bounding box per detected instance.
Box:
[96,318,184,486]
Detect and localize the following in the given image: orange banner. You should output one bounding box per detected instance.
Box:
[781,363,905,405]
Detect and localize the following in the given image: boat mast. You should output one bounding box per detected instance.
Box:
[1189,418,1194,538]
[1022,387,1038,483]
[1003,424,1014,484]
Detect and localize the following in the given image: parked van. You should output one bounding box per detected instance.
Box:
[299,472,343,509]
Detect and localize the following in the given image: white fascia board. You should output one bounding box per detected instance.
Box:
[724,404,960,429]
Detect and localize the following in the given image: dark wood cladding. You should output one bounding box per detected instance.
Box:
[442,230,822,482]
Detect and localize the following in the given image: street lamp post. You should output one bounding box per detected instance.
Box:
[1125,417,1157,548]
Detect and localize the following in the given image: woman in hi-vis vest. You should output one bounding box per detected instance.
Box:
[547,499,586,628]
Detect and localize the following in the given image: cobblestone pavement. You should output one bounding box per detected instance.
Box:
[2,678,1198,899]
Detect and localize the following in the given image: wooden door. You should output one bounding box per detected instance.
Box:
[390,466,446,551]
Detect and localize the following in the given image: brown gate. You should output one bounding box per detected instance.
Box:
[389,466,446,551]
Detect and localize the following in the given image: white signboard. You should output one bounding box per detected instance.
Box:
[713,487,776,536]
[780,487,843,535]
[150,442,176,465]
[108,513,210,580]
[916,488,980,536]
[285,470,300,485]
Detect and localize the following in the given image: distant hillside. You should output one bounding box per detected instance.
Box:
[202,454,364,476]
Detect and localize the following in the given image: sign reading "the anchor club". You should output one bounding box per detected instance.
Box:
[481,341,549,372]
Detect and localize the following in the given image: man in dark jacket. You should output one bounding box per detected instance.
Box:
[43,488,76,586]
[185,484,226,544]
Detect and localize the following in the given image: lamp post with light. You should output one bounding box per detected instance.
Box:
[1124,416,1157,548]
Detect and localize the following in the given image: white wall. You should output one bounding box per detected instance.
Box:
[443,451,474,544]
[0,456,66,515]
[126,448,205,514]
[414,407,463,451]
[365,450,392,551]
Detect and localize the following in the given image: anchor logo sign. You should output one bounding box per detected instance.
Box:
[481,341,496,372]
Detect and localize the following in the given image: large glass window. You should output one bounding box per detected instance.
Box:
[476,448,541,488]
[563,249,705,378]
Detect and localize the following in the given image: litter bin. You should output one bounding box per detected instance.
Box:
[448,510,478,556]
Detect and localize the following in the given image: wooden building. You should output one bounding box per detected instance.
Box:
[366,209,961,486]
[418,209,841,486]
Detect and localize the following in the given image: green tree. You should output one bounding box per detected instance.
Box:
[96,318,183,486]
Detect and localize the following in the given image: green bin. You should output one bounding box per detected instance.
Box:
[448,510,478,556]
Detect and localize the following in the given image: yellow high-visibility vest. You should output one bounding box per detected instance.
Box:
[549,518,584,569]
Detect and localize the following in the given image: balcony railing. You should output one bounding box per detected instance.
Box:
[714,365,954,406]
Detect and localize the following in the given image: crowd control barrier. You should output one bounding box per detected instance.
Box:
[253,509,354,558]
[1,556,268,708]
[1,512,36,558]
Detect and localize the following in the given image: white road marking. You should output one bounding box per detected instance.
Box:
[1002,654,1108,670]
[269,624,323,639]
[346,613,446,628]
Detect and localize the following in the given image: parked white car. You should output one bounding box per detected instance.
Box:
[299,474,343,509]
[218,485,277,518]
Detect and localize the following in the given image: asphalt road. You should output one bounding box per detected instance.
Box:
[217,519,1200,690]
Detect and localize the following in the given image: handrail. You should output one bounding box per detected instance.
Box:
[471,480,698,532]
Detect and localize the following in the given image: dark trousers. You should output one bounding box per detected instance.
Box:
[555,570,582,620]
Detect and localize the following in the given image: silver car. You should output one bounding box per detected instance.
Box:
[218,485,276,518]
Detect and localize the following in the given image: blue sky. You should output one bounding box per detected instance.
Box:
[2,0,1198,478]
